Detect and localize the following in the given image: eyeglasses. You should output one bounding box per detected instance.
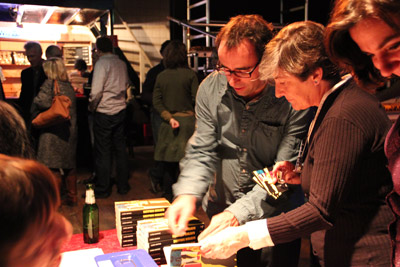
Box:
[216,60,260,78]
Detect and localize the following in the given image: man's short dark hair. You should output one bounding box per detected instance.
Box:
[24,41,42,54]
[96,36,113,53]
[160,40,171,56]
[74,58,87,71]
[45,45,62,59]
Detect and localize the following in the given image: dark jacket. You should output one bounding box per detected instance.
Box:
[19,65,46,128]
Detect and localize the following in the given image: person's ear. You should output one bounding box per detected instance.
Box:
[312,67,323,85]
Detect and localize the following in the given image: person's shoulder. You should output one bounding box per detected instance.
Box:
[21,66,33,75]
[329,79,388,123]
[338,80,380,108]
[197,71,226,99]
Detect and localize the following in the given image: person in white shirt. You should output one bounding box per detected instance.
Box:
[89,36,130,198]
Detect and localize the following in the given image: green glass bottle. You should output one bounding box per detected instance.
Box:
[83,184,99,243]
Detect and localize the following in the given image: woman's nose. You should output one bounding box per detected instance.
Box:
[373,54,398,77]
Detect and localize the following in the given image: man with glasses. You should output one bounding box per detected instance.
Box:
[166,15,313,266]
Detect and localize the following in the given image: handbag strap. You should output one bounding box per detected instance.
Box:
[53,80,61,95]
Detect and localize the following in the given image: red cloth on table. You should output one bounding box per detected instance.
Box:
[61,229,136,254]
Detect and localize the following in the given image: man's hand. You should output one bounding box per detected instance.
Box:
[165,195,196,236]
[198,211,239,241]
[271,161,301,184]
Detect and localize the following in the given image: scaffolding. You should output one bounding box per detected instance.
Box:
[280,0,309,24]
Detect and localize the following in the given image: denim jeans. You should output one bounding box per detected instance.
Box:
[93,109,129,192]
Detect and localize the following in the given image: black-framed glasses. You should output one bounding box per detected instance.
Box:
[216,60,260,78]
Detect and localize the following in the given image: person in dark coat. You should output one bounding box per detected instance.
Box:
[31,57,78,206]
[142,40,170,193]
[18,41,46,150]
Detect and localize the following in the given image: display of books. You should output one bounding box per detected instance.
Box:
[136,217,205,265]
[114,198,170,247]
[164,243,237,267]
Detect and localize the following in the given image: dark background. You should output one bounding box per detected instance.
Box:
[170,0,334,43]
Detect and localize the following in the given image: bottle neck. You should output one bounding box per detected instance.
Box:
[85,188,96,204]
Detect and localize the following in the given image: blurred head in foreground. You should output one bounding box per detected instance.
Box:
[0,155,72,267]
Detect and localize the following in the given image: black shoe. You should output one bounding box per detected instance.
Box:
[148,172,161,193]
[94,190,111,199]
[117,185,131,195]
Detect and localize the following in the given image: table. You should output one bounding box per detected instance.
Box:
[61,229,135,254]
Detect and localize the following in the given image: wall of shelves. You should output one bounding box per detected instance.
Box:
[0,38,92,98]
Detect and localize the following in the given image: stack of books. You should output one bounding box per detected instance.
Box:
[136,217,205,265]
[114,198,170,247]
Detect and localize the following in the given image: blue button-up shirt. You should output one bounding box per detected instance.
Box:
[173,72,314,224]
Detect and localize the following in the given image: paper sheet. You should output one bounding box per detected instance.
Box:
[59,248,104,267]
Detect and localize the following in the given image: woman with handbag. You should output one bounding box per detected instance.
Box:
[31,57,78,206]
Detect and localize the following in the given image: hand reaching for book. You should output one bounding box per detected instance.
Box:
[165,195,197,236]
[197,211,239,241]
[200,225,249,259]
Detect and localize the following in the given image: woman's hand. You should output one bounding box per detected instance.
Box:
[200,225,249,259]
[169,118,180,129]
[271,161,301,184]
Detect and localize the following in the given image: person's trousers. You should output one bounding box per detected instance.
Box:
[51,168,77,205]
[93,109,129,193]
[159,161,179,202]
[236,239,301,267]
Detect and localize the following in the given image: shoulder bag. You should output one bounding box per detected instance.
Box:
[32,80,71,128]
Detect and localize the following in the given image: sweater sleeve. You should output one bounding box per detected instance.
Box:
[267,117,367,244]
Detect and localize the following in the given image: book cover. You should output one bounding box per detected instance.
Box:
[165,243,237,267]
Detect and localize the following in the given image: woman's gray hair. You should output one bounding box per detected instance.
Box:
[260,21,341,82]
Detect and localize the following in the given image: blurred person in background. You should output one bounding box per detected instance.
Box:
[69,58,90,95]
[152,40,198,202]
[18,41,46,150]
[89,36,130,198]
[142,39,171,193]
[45,44,62,59]
[31,57,78,206]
